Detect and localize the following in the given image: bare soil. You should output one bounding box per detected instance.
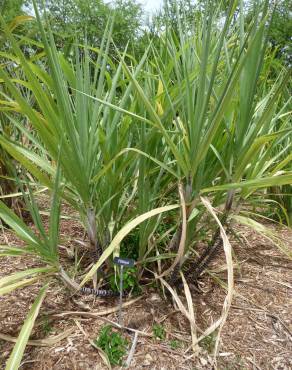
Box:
[0,207,291,370]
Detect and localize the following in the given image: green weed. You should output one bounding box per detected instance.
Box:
[200,333,216,353]
[169,339,182,349]
[109,267,140,293]
[95,325,128,366]
[152,324,166,340]
[40,314,52,336]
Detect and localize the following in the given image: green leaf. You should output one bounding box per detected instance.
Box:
[0,267,56,289]
[5,284,48,370]
[0,277,40,296]
[0,201,40,246]
[201,173,292,193]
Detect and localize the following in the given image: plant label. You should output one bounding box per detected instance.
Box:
[113,257,135,267]
[113,257,135,326]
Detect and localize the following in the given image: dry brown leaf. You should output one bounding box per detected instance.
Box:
[200,196,234,368]
[158,183,187,278]
[180,272,199,354]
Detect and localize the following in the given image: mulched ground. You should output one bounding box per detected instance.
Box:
[0,203,291,370]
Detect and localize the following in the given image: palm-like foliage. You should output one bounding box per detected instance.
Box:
[0,0,291,267]
[0,4,142,254]
[90,0,291,275]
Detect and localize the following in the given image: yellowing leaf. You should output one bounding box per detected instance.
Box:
[80,204,179,286]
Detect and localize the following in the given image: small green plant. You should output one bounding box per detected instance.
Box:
[109,267,140,293]
[152,324,166,340]
[169,339,181,349]
[200,333,216,353]
[95,325,128,366]
[40,314,52,335]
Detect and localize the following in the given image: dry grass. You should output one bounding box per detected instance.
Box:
[0,210,291,369]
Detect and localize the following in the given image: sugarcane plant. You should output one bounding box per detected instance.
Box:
[0,2,141,259]
[0,0,291,367]
[0,165,180,368]
[85,0,292,285]
[0,0,291,276]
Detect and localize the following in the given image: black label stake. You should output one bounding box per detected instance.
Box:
[113,257,135,326]
[119,265,124,326]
